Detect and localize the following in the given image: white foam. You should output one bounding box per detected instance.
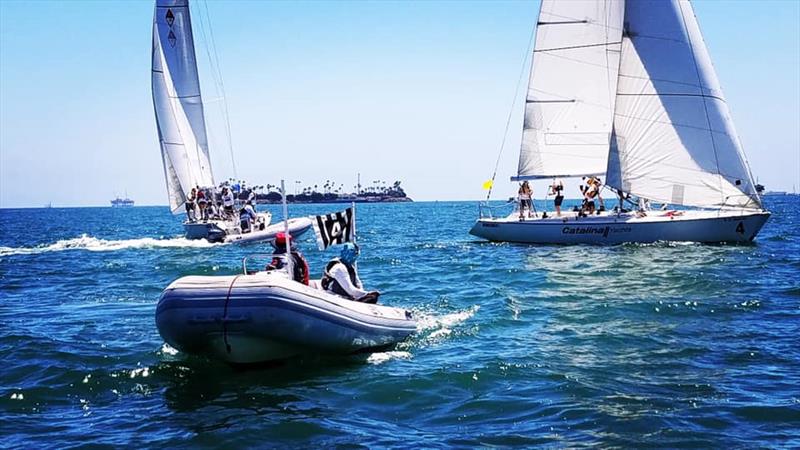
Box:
[416,305,479,332]
[366,351,412,365]
[408,305,479,346]
[0,234,218,256]
[129,367,150,378]
[160,343,179,356]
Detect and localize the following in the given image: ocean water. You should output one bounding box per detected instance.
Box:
[1,198,798,448]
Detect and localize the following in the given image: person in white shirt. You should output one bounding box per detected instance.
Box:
[321,243,379,303]
[247,189,257,211]
[221,187,235,218]
[240,202,257,232]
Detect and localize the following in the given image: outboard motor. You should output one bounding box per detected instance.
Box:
[206,224,227,243]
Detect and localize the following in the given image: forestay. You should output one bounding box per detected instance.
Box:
[606,0,760,209]
[515,0,624,180]
[152,0,214,213]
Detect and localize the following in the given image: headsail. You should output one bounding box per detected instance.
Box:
[514,0,624,181]
[606,0,760,209]
[152,0,214,213]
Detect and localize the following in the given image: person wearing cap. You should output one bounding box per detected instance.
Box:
[320,243,380,304]
[266,232,309,285]
[185,187,197,222]
[239,202,257,233]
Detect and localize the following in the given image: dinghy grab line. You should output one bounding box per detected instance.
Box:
[222,275,242,354]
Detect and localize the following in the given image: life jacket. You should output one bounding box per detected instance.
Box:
[270,249,309,285]
[321,258,358,299]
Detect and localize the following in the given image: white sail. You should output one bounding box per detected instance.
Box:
[152,0,214,213]
[606,0,760,209]
[515,0,624,180]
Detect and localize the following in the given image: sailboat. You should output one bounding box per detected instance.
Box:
[151,0,311,243]
[470,0,770,245]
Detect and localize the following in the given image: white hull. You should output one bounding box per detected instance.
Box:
[470,209,770,245]
[184,213,313,244]
[223,217,313,244]
[156,271,416,364]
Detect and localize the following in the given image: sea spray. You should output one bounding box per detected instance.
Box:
[0,234,218,257]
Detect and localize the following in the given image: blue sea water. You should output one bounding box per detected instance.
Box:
[1,198,798,448]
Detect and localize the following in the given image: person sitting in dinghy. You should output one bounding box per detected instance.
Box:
[321,243,380,304]
[266,232,309,285]
[240,202,257,233]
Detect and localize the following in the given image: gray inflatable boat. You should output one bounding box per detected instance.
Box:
[156,269,417,364]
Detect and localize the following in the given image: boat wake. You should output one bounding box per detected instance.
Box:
[0,234,218,257]
[365,306,479,364]
[415,305,480,341]
[367,351,412,365]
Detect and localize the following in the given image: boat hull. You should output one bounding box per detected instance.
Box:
[183,213,313,244]
[469,209,770,245]
[156,272,416,364]
[223,217,312,244]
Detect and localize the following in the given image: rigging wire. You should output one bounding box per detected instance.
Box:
[195,0,238,180]
[485,19,537,202]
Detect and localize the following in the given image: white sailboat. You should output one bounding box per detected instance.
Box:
[151,0,312,243]
[471,0,770,245]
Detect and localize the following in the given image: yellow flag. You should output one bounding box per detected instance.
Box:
[482,180,494,190]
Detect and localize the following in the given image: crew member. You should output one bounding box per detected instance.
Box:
[221,187,235,218]
[321,243,380,304]
[518,181,533,219]
[247,189,257,211]
[196,186,207,221]
[240,202,257,232]
[267,232,309,285]
[549,178,564,217]
[186,187,197,222]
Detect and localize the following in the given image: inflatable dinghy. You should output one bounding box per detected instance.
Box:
[156,269,417,364]
[185,216,312,244]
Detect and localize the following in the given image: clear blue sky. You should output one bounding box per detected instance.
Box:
[1,0,798,207]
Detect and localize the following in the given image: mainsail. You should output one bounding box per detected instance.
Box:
[515,0,624,180]
[606,0,760,209]
[152,0,214,213]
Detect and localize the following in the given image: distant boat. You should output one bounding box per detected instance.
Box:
[471,0,769,244]
[111,197,134,207]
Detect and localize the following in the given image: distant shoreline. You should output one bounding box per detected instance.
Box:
[4,194,797,209]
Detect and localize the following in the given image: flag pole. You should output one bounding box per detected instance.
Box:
[351,201,357,244]
[351,201,357,271]
[281,179,292,277]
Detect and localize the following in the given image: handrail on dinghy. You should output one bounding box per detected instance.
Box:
[242,253,285,275]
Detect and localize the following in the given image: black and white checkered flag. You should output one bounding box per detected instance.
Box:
[312,208,355,250]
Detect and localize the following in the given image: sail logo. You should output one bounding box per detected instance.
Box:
[165,9,176,47]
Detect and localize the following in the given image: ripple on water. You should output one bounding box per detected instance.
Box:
[1,201,800,447]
